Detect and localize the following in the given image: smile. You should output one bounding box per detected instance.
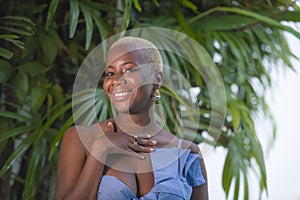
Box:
[112,90,133,98]
[114,91,129,97]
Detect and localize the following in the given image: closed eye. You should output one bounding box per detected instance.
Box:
[125,68,137,73]
[124,66,139,73]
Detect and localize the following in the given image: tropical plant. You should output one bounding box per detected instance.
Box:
[0,0,299,199]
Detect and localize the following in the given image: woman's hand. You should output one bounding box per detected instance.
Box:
[90,122,157,160]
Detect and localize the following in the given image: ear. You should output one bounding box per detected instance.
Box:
[154,71,163,89]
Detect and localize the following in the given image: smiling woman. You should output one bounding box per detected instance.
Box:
[55,37,208,200]
[104,51,160,115]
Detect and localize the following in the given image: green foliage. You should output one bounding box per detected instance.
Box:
[0,0,299,199]
[0,16,35,59]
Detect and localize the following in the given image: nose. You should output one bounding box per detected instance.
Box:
[112,74,127,86]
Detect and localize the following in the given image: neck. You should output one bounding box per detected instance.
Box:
[114,106,162,136]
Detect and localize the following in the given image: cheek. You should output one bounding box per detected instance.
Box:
[136,85,153,99]
[134,73,155,86]
[134,75,155,96]
[102,80,110,95]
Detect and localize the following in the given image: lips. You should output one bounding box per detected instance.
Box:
[113,91,130,97]
[111,89,133,100]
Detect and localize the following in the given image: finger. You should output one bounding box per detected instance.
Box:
[137,134,152,139]
[107,121,117,132]
[128,143,155,153]
[136,138,157,146]
[122,148,146,160]
[131,135,139,145]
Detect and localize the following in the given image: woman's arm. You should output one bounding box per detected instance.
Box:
[183,141,208,200]
[55,126,107,200]
[55,123,155,200]
[191,157,208,200]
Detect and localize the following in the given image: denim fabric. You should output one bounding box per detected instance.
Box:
[97,146,205,200]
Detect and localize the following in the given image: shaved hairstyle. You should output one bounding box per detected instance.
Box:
[107,36,163,72]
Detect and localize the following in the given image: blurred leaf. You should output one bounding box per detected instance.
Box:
[222,152,232,197]
[133,0,142,12]
[248,128,267,191]
[83,1,122,12]
[19,61,45,76]
[275,11,300,22]
[33,94,77,144]
[0,59,12,83]
[13,73,29,104]
[0,47,13,59]
[93,15,107,42]
[69,0,80,38]
[0,125,34,143]
[189,6,300,39]
[30,86,47,113]
[0,27,33,36]
[152,0,159,7]
[49,115,74,160]
[121,0,132,32]
[1,37,24,49]
[179,0,198,13]
[24,139,46,199]
[1,21,34,35]
[40,32,59,64]
[174,2,195,38]
[1,16,35,25]
[234,173,240,200]
[0,118,11,154]
[0,134,35,177]
[45,0,60,30]
[0,111,30,122]
[50,84,64,104]
[80,4,94,50]
[0,34,19,39]
[0,16,35,39]
[196,15,256,30]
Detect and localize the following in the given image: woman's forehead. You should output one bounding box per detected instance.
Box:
[106,50,145,66]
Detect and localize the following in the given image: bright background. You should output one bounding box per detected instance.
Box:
[205,24,300,200]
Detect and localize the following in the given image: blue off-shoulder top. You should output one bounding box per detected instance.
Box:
[97,139,206,200]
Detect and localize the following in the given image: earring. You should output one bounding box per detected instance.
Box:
[151,89,160,102]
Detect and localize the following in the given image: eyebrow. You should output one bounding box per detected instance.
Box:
[106,62,137,69]
[122,62,137,66]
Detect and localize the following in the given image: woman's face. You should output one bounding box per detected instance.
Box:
[103,51,158,114]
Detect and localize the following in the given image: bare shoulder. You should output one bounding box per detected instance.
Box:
[154,130,180,147]
[61,121,109,153]
[63,124,96,140]
[156,130,200,154]
[62,125,83,143]
[181,139,200,154]
[60,125,89,153]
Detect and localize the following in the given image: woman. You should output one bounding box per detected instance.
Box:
[55,37,208,200]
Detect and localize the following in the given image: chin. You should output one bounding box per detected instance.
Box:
[113,104,144,115]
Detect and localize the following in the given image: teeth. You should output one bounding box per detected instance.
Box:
[114,91,129,97]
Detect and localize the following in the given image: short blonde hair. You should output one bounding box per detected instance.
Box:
[107,36,163,72]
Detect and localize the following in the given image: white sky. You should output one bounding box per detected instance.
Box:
[204,24,300,200]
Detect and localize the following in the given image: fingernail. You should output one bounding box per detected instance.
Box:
[152,140,157,145]
[108,122,112,126]
[149,148,155,152]
[146,134,151,138]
